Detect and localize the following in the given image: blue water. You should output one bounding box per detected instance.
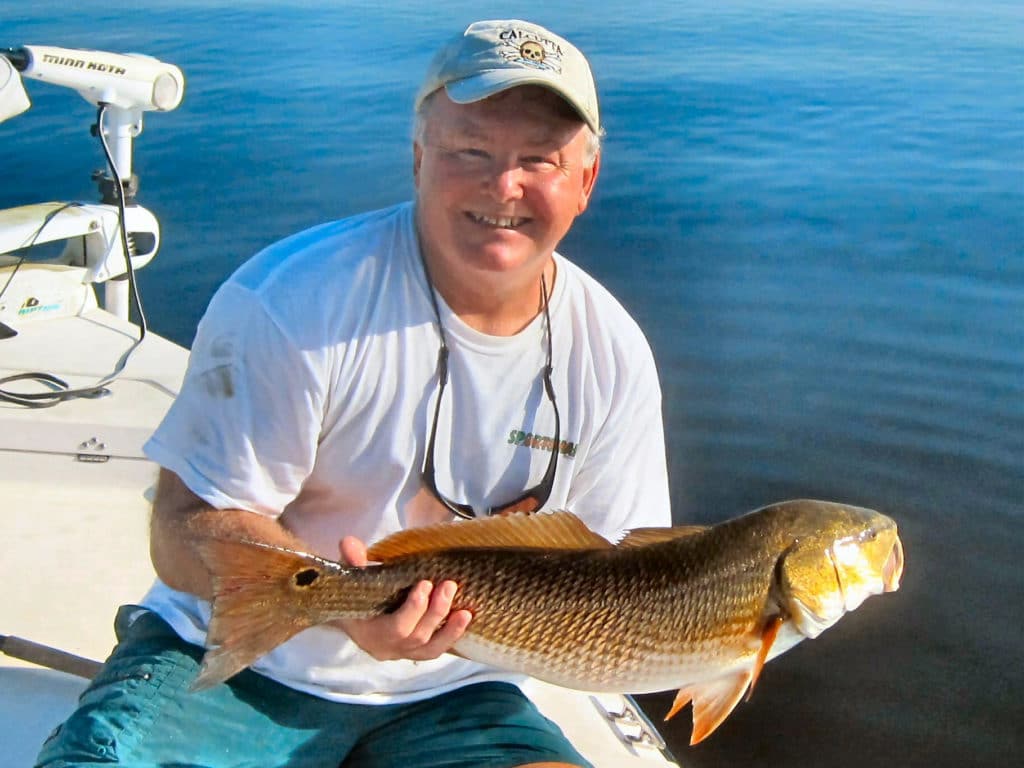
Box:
[4,2,1022,765]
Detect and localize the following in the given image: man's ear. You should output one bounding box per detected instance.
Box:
[577,151,601,214]
[413,142,423,189]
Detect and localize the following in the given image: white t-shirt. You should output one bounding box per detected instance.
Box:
[142,201,670,704]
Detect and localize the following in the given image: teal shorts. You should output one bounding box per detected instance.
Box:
[35,605,591,768]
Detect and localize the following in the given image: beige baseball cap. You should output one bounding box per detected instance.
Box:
[415,19,600,134]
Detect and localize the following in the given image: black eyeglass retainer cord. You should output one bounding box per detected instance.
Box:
[419,259,559,519]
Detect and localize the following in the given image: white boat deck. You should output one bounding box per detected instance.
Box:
[1,308,185,663]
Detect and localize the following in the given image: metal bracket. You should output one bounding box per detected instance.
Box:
[592,694,668,752]
[76,435,110,462]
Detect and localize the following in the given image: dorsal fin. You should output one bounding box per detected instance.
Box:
[616,525,708,548]
[367,511,612,562]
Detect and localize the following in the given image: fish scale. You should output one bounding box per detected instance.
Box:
[193,499,903,744]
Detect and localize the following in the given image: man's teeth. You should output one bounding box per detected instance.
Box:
[470,213,526,228]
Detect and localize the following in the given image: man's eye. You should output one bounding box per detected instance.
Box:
[524,159,558,172]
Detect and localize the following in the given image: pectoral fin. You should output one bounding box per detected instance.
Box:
[747,615,784,701]
[665,670,752,745]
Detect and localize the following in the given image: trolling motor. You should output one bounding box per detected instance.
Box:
[0,45,184,324]
[1,46,184,112]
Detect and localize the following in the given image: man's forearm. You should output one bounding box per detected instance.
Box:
[149,468,304,599]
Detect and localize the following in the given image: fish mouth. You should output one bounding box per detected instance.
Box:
[882,535,904,592]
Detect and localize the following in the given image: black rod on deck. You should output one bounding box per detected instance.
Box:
[1,634,102,679]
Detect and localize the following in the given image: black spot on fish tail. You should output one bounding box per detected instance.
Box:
[293,568,319,587]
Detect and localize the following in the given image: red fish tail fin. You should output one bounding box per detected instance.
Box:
[191,537,345,691]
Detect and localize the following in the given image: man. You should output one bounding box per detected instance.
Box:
[36,19,670,768]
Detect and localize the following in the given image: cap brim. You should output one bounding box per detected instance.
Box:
[445,70,599,133]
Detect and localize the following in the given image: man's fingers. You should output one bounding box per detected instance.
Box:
[421,608,472,654]
[340,535,368,567]
[388,580,432,635]
[385,580,469,656]
[391,580,451,638]
[421,580,458,631]
[335,577,471,661]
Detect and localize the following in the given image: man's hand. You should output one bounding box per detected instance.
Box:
[335,536,473,661]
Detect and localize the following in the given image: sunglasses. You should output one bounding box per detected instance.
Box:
[420,267,559,519]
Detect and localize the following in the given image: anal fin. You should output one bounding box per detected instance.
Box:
[666,671,753,745]
[664,687,693,722]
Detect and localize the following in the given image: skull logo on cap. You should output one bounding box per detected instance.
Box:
[520,41,545,63]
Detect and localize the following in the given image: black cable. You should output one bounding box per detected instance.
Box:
[95,103,148,340]
[0,103,148,408]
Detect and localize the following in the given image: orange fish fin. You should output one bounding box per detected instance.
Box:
[747,615,784,701]
[191,538,344,691]
[669,672,752,745]
[616,525,708,548]
[367,511,611,561]
[664,687,694,721]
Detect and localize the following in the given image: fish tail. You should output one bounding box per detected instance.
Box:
[191,537,348,691]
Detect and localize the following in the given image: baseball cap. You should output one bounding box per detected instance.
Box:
[415,19,600,134]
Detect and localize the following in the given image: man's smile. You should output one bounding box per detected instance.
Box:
[466,211,531,229]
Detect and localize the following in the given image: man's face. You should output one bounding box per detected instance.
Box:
[413,86,599,286]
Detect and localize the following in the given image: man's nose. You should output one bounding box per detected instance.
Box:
[485,163,526,202]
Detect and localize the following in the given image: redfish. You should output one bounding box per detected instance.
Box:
[193,499,903,744]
